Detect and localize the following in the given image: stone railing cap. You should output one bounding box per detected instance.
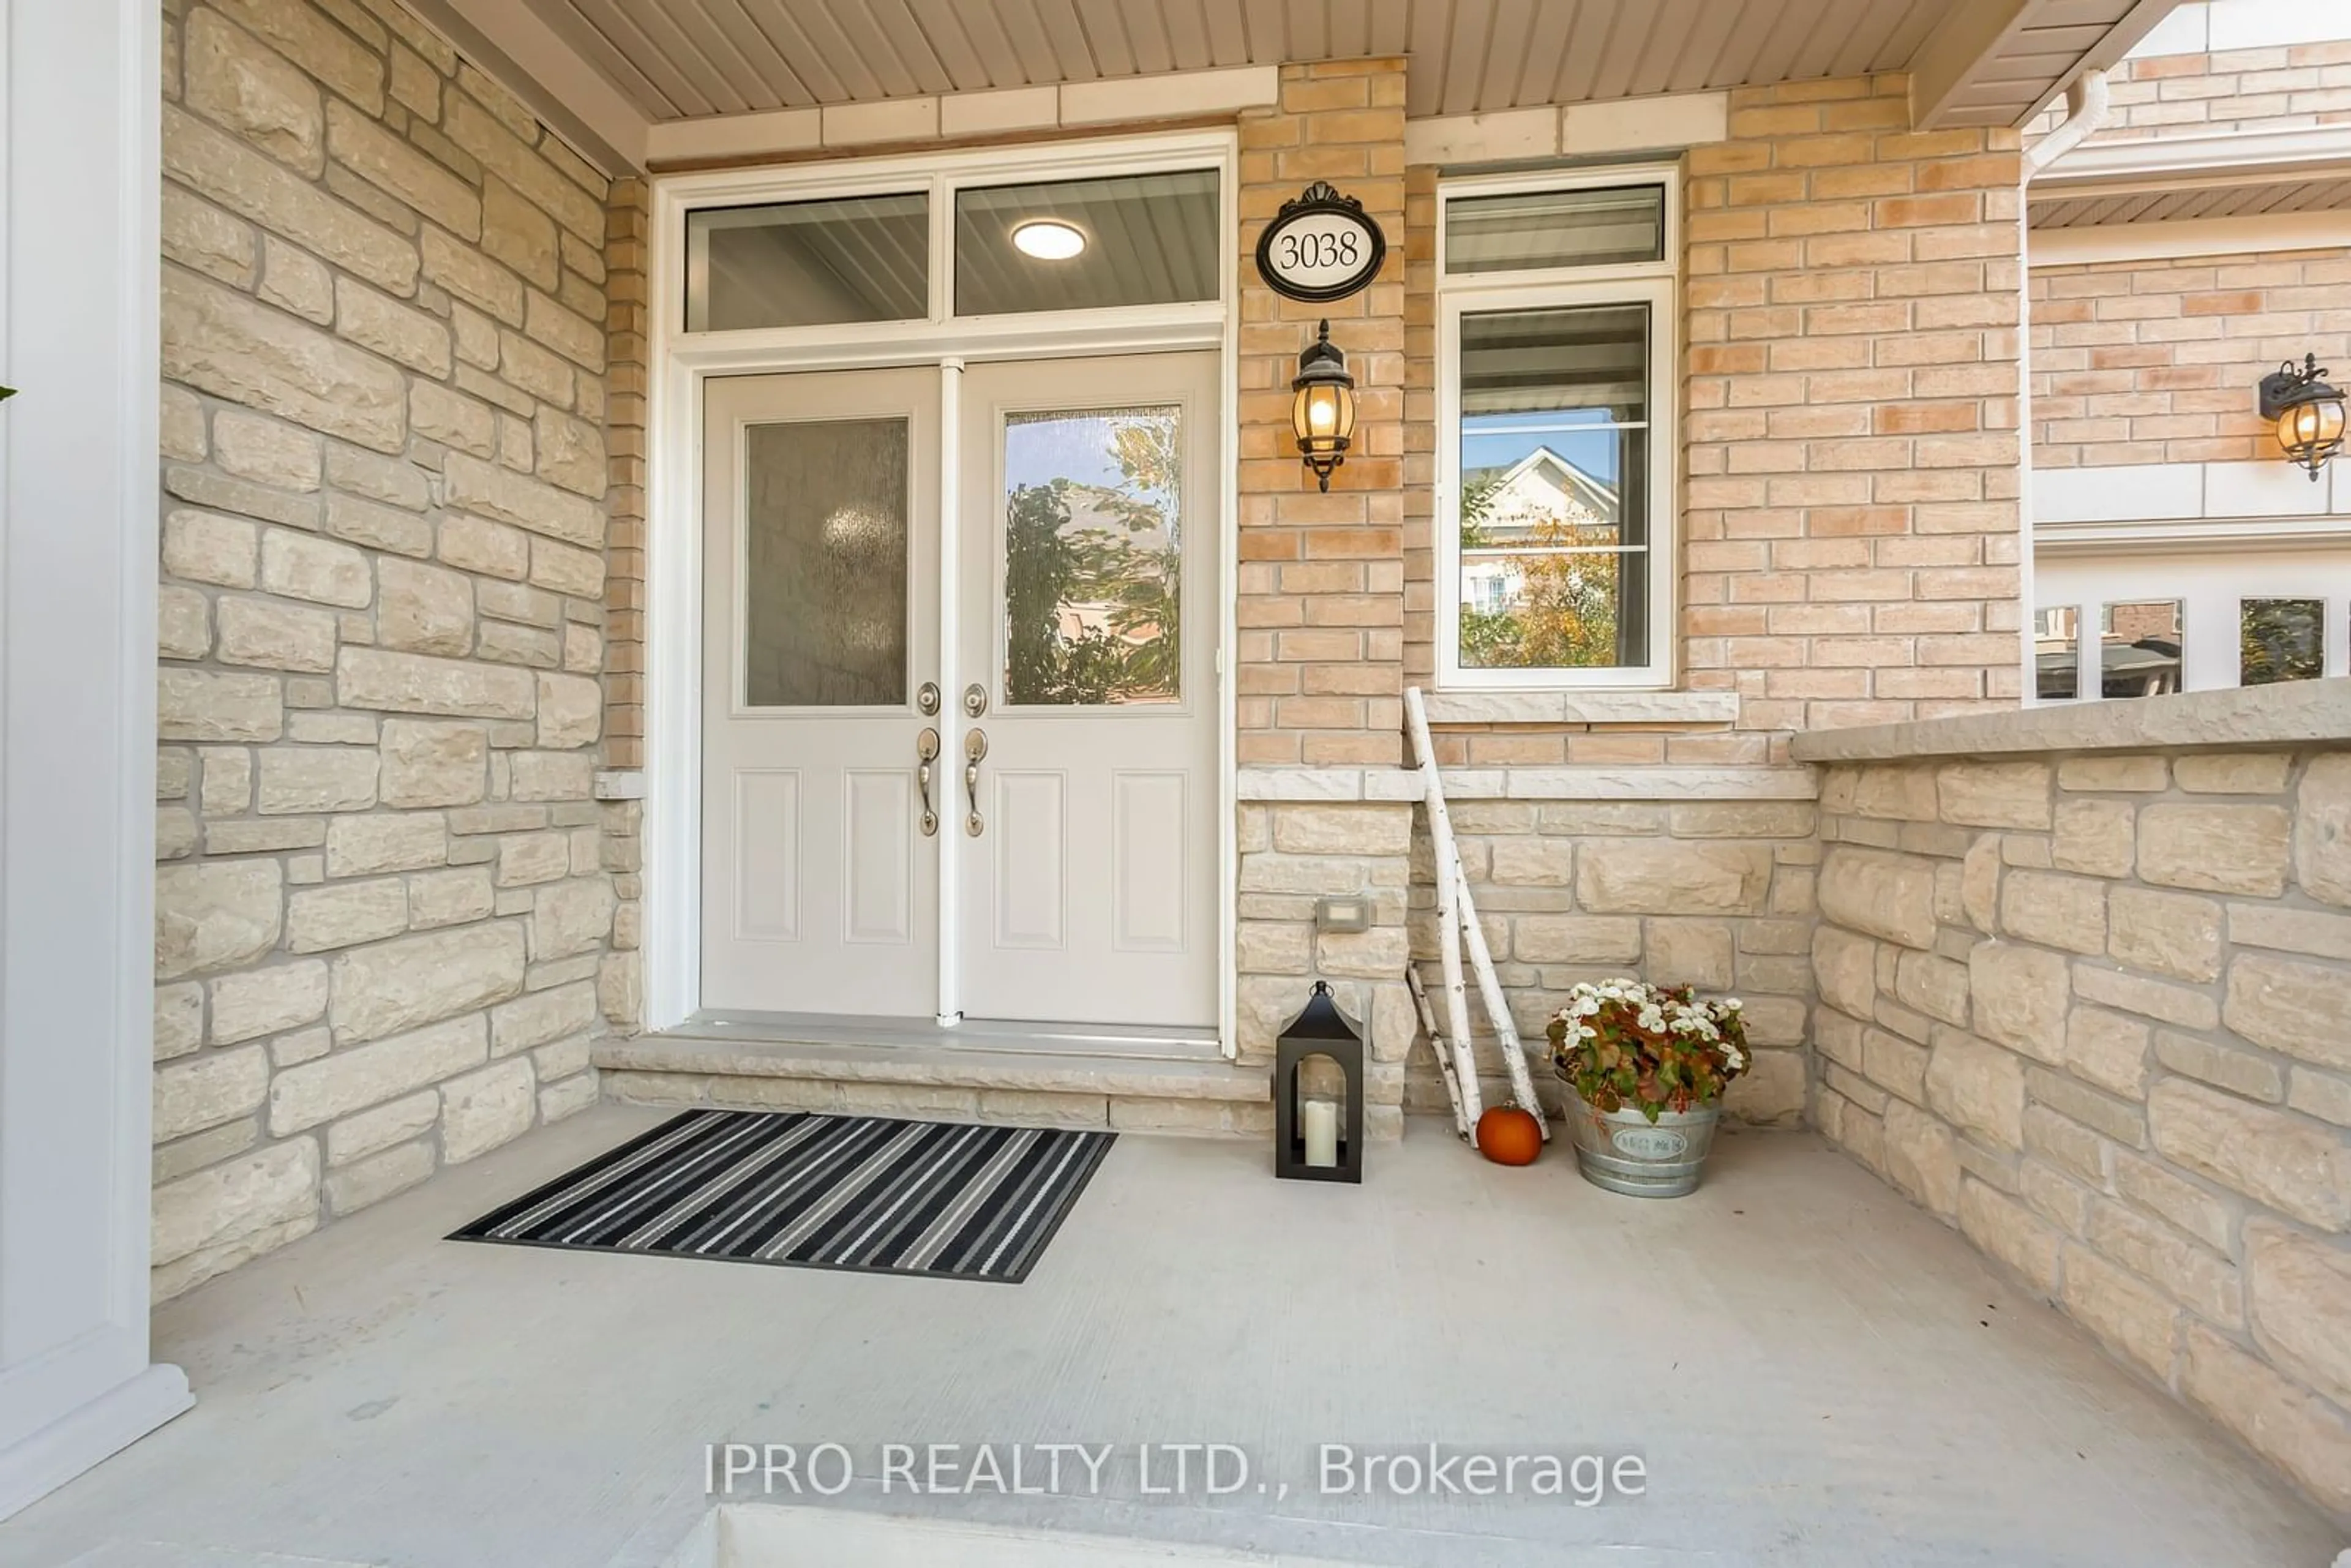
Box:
[1791,679,2351,764]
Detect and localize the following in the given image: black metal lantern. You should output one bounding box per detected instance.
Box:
[1273,980,1364,1183]
[1290,320,1356,492]
[2257,353,2347,482]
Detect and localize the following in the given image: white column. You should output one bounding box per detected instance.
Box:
[0,0,193,1521]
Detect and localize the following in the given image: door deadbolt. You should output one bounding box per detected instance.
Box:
[962,683,988,719]
[917,681,942,716]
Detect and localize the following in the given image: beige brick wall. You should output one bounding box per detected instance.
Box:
[1812,746,2351,1515]
[153,0,617,1299]
[1685,77,2027,732]
[1253,69,2031,1135]
[2030,247,2351,468]
[1235,60,1409,769]
[2028,38,2351,144]
[1402,76,2030,739]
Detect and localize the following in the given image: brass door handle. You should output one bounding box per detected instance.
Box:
[963,728,988,836]
[916,727,940,836]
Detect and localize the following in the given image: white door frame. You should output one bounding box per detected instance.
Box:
[0,0,193,1521]
[642,130,1240,1053]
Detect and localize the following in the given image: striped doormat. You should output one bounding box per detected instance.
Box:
[450,1108,1116,1283]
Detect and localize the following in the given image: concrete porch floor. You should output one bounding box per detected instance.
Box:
[6,1106,2342,1567]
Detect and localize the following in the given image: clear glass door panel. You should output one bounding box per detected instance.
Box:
[741,418,909,707]
[1001,405,1182,707]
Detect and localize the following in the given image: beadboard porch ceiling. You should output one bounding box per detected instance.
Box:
[421,0,2181,173]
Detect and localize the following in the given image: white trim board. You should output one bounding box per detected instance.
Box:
[2131,1,2351,57]
[645,66,1278,167]
[2038,124,2351,188]
[2028,209,2351,264]
[0,0,192,1521]
[2034,460,2351,525]
[402,0,650,174]
[1404,93,1728,168]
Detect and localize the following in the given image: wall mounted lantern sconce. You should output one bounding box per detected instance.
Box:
[2257,353,2347,482]
[1290,319,1356,492]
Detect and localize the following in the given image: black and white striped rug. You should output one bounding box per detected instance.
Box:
[450,1109,1116,1283]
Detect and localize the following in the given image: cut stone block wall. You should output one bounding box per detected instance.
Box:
[1806,716,2351,1515]
[1406,795,1817,1126]
[153,0,615,1300]
[1235,797,1415,1135]
[2030,247,2351,470]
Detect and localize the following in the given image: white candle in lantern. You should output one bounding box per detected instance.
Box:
[1303,1098,1339,1168]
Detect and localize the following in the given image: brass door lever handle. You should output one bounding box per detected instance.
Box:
[963,728,988,836]
[915,727,940,836]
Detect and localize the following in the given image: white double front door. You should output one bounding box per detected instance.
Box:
[702,353,1219,1029]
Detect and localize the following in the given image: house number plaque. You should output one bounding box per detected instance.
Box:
[1254,181,1386,304]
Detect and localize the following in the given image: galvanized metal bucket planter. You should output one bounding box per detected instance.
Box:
[1562,1089,1720,1198]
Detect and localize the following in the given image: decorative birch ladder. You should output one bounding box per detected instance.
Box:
[1407,966,1471,1138]
[1404,688,1550,1141]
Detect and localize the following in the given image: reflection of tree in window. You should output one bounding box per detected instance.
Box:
[1456,467,1625,670]
[1453,302,1648,672]
[2241,599,2324,686]
[1003,408,1182,706]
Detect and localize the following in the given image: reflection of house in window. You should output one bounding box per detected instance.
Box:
[2099,600,2182,699]
[1459,445,1620,615]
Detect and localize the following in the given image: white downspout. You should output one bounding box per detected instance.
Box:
[2017,70,2113,703]
[2027,69,2112,177]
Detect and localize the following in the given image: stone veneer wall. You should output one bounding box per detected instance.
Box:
[1401,796,1817,1124]
[1802,703,2351,1514]
[2029,246,2351,470]
[152,0,617,1298]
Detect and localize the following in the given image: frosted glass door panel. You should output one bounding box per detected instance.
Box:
[741,418,909,708]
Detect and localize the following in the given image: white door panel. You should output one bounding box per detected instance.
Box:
[953,354,1221,1027]
[701,369,940,1015]
[699,354,1218,1030]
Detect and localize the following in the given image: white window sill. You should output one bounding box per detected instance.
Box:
[1419,690,1739,726]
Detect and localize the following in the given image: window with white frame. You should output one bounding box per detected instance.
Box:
[1438,170,1678,689]
[2032,551,2350,702]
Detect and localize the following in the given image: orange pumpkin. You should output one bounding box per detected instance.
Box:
[1475,1106,1544,1166]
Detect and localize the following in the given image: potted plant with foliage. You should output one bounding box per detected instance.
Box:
[1545,980,1748,1198]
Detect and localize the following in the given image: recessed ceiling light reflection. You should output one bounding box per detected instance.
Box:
[1011,219,1086,260]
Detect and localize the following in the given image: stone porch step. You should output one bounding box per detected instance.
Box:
[593,1024,1273,1136]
